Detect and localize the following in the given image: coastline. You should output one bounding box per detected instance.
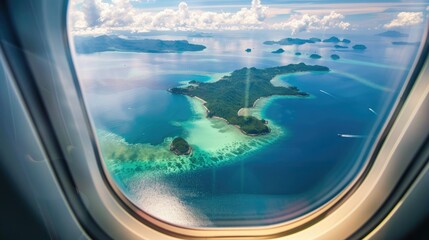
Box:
[237,94,307,116]
[194,96,207,104]
[170,66,325,137]
[237,97,265,116]
[170,144,193,156]
[192,96,229,123]
[192,96,269,137]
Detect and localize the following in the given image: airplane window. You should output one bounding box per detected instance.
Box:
[68,0,429,228]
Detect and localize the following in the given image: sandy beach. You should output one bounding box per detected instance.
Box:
[191,96,273,137]
[237,97,265,116]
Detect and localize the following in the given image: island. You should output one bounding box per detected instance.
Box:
[295,52,302,56]
[323,36,350,43]
[310,54,322,59]
[272,48,285,54]
[264,37,320,46]
[377,30,409,38]
[323,36,341,43]
[392,41,420,46]
[334,45,348,49]
[309,38,322,42]
[74,35,206,54]
[170,137,192,155]
[331,54,340,60]
[189,33,213,38]
[245,48,252,53]
[353,44,367,50]
[169,63,330,135]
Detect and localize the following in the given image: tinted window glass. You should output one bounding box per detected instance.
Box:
[69,0,428,227]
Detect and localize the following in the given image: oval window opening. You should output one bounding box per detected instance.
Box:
[68,0,429,228]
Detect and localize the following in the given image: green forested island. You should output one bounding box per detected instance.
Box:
[323,37,350,43]
[323,36,341,43]
[74,35,206,54]
[264,37,321,46]
[169,63,330,135]
[264,36,351,46]
[272,48,285,54]
[334,45,348,49]
[310,54,322,59]
[353,44,367,50]
[331,54,340,60]
[170,137,192,155]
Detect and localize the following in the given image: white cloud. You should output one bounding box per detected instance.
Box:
[81,0,101,27]
[70,0,352,34]
[70,7,88,29]
[384,12,423,29]
[271,11,350,34]
[71,0,270,33]
[139,0,269,31]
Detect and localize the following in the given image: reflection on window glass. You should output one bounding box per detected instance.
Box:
[69,0,428,227]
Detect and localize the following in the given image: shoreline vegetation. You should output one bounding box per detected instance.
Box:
[169,63,330,136]
[194,96,267,136]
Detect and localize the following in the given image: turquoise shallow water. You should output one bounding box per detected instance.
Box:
[77,32,421,227]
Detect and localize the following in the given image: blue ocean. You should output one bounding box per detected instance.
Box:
[75,31,420,227]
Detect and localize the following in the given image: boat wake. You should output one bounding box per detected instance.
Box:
[320,90,337,99]
[369,108,378,116]
[337,134,366,138]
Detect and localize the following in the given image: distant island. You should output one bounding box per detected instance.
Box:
[377,30,409,38]
[170,137,192,155]
[323,36,350,43]
[272,48,285,54]
[392,41,420,46]
[74,35,206,54]
[169,63,330,135]
[310,54,322,59]
[188,33,213,38]
[264,36,351,46]
[309,38,322,42]
[334,45,348,49]
[245,48,252,52]
[353,44,367,50]
[264,37,320,46]
[323,36,340,43]
[295,52,302,56]
[331,54,340,60]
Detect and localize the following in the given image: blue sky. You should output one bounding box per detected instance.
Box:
[69,0,429,35]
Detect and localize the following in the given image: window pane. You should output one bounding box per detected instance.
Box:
[69,0,428,227]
